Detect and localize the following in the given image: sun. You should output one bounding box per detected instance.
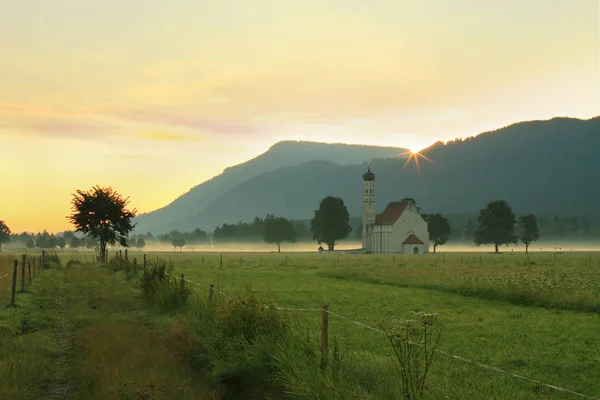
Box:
[400,150,435,174]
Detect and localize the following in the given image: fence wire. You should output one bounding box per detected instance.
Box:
[160,269,599,400]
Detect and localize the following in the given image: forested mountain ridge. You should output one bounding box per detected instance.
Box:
[134,141,408,233]
[135,116,600,234]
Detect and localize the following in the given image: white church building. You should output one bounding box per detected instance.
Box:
[362,167,430,254]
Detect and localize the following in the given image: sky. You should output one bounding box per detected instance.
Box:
[1,0,599,233]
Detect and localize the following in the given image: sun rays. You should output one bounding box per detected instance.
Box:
[401,150,435,174]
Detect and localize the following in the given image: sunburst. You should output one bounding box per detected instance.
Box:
[400,150,435,175]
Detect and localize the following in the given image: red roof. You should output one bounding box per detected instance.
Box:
[374,201,410,226]
[403,234,425,245]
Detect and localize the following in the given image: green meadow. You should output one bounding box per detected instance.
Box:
[162,251,600,399]
[1,250,599,399]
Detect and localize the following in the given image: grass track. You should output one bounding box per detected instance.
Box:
[0,264,214,400]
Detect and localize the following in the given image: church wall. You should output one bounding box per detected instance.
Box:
[390,203,430,253]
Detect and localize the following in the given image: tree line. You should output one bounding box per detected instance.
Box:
[1,187,542,257]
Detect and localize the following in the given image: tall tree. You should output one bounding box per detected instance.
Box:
[519,214,540,254]
[427,213,451,253]
[310,196,352,251]
[172,238,186,252]
[136,237,146,250]
[474,200,518,253]
[57,237,66,249]
[0,221,10,252]
[68,186,137,263]
[263,215,297,252]
[69,236,81,251]
[26,238,35,250]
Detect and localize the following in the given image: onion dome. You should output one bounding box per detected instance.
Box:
[363,166,375,181]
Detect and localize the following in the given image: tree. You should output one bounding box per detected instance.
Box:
[0,221,10,252]
[310,196,352,251]
[70,236,82,251]
[427,213,451,253]
[172,238,186,252]
[474,200,518,253]
[136,238,146,250]
[263,215,297,252]
[57,237,66,249]
[26,238,35,250]
[519,214,540,254]
[68,186,137,263]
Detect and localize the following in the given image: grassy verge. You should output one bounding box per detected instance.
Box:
[0,262,214,400]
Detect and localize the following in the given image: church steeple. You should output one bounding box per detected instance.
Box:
[362,166,376,249]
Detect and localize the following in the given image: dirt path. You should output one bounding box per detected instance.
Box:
[1,264,213,400]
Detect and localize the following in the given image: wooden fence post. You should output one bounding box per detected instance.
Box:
[209,284,215,300]
[33,258,36,279]
[125,249,128,264]
[28,261,32,284]
[180,274,185,290]
[21,254,26,292]
[42,251,46,270]
[220,254,223,270]
[134,258,137,275]
[11,260,17,307]
[321,304,329,357]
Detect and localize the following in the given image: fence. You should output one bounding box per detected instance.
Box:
[152,255,599,400]
[0,251,47,307]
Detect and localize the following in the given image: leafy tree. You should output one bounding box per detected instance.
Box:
[68,186,137,263]
[474,200,518,253]
[70,236,82,250]
[310,196,352,251]
[0,221,10,252]
[136,237,146,250]
[172,238,186,252]
[427,213,451,253]
[519,214,540,254]
[26,238,35,250]
[57,237,66,249]
[36,231,52,249]
[263,215,297,252]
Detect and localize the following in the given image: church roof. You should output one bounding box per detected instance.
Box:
[363,167,375,181]
[374,201,410,226]
[403,234,425,245]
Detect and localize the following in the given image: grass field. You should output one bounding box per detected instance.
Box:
[0,258,214,400]
[150,251,600,399]
[1,250,599,399]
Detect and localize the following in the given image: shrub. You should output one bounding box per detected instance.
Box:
[66,259,82,268]
[42,252,61,269]
[140,261,190,311]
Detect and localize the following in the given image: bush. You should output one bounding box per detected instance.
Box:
[140,261,190,311]
[42,252,61,269]
[66,259,82,268]
[185,287,292,398]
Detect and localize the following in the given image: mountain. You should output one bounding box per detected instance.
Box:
[150,116,600,233]
[134,141,408,233]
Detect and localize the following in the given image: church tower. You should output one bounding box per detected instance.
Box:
[362,166,376,249]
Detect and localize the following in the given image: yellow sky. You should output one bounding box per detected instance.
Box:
[0,0,598,232]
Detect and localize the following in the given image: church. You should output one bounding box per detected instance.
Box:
[362,167,430,254]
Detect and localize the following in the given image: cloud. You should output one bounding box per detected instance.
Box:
[133,131,207,142]
[0,116,118,142]
[114,154,156,160]
[107,108,263,136]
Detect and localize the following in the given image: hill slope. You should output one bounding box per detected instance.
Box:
[134,141,407,233]
[164,116,600,232]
